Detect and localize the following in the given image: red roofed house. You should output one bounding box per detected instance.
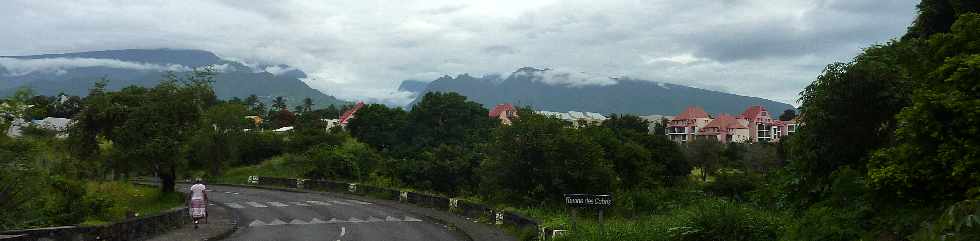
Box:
[667,106,713,142]
[739,105,789,142]
[338,101,365,127]
[695,114,750,143]
[489,103,519,125]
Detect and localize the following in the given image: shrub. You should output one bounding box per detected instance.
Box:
[303,139,380,182]
[669,199,784,241]
[704,171,761,201]
[781,206,864,241]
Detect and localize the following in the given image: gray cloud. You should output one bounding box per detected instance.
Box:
[0,57,191,76]
[0,0,918,106]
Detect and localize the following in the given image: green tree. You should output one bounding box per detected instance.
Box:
[791,42,912,203]
[302,97,314,112]
[346,104,408,151]
[685,137,724,182]
[602,114,650,134]
[405,92,495,151]
[778,109,797,121]
[480,110,616,205]
[272,96,287,111]
[868,13,980,204]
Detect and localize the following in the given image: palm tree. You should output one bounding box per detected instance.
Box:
[272,96,287,111]
[302,97,314,112]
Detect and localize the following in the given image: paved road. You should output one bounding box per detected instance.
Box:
[178,184,464,241]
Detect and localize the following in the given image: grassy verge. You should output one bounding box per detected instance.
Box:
[78,181,184,226]
[212,154,310,184]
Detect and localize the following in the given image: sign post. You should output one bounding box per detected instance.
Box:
[563,194,612,236]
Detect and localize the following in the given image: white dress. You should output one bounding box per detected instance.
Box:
[189,184,207,218]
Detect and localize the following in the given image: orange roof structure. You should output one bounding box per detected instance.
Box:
[339,101,365,125]
[489,103,517,118]
[703,114,747,129]
[673,106,710,120]
[740,106,767,119]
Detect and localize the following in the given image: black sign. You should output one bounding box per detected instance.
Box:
[564,194,613,209]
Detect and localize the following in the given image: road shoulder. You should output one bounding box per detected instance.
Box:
[145,203,239,241]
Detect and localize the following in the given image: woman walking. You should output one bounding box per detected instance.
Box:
[188,178,208,228]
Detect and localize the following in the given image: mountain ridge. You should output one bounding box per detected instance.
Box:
[0,49,347,108]
[406,67,795,116]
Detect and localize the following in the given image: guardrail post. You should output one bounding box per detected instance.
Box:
[399,191,408,202]
[296,179,305,189]
[348,183,357,193]
[248,176,258,184]
[449,198,459,210]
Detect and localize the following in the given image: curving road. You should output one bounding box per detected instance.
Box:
[179,184,464,241]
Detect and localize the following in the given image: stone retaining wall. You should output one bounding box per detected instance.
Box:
[1,207,188,241]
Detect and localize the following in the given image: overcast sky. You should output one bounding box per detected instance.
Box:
[1,0,918,106]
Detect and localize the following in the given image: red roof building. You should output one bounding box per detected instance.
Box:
[489,103,519,125]
[339,101,365,126]
[667,106,713,142]
[664,105,797,143]
[696,114,750,143]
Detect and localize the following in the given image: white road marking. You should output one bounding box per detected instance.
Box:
[330,200,353,205]
[247,217,427,228]
[290,201,311,206]
[245,201,268,208]
[224,191,231,194]
[267,219,287,225]
[225,203,246,209]
[268,201,289,207]
[307,200,332,206]
[348,200,372,205]
[310,218,327,224]
[232,192,239,195]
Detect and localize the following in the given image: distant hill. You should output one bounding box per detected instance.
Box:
[398,80,429,94]
[0,49,347,107]
[407,67,795,116]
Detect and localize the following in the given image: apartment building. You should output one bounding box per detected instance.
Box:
[667,106,713,142]
[668,105,795,143]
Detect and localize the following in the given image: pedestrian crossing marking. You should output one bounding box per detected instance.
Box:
[310,218,327,224]
[225,203,246,209]
[268,201,289,207]
[307,200,332,206]
[245,201,268,208]
[246,216,426,227]
[220,200,375,209]
[290,201,311,206]
[267,219,287,225]
[348,200,372,205]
